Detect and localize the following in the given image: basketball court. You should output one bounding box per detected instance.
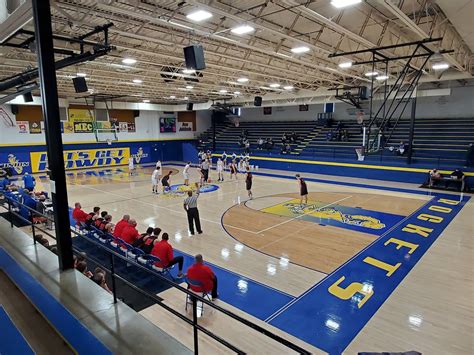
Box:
[26,164,473,354]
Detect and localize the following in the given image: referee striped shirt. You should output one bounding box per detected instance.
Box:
[184,194,199,208]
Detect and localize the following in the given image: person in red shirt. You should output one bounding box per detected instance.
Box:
[72,202,89,226]
[186,254,218,299]
[113,214,130,237]
[150,233,184,278]
[120,219,140,244]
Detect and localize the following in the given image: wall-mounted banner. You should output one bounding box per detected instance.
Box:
[0,153,31,175]
[30,148,131,173]
[68,108,94,122]
[127,122,136,132]
[73,121,94,133]
[17,121,29,134]
[29,121,42,134]
[263,107,272,115]
[63,121,74,133]
[131,146,150,164]
[177,122,193,132]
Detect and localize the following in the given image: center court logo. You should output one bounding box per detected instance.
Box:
[0,154,30,174]
[170,184,219,194]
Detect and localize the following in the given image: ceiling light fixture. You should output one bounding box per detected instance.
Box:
[432,62,449,70]
[376,75,389,81]
[233,91,241,95]
[219,89,228,93]
[231,25,255,35]
[269,83,281,88]
[283,85,294,90]
[143,99,150,103]
[182,68,196,74]
[186,85,194,89]
[330,0,362,9]
[170,95,176,99]
[237,77,249,83]
[184,96,189,100]
[122,58,137,65]
[291,46,310,54]
[76,73,87,77]
[186,10,213,22]
[132,79,142,84]
[365,71,379,77]
[338,61,353,68]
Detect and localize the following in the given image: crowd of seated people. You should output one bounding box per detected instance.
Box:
[326,121,349,142]
[73,204,219,300]
[427,168,466,191]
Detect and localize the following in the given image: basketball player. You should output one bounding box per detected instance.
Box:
[200,159,210,185]
[161,171,172,193]
[151,166,161,194]
[156,160,162,170]
[216,158,224,182]
[222,151,228,165]
[295,174,308,205]
[245,167,253,199]
[229,160,238,180]
[128,156,135,176]
[183,162,191,186]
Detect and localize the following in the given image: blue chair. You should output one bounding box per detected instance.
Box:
[143,255,174,279]
[185,278,212,314]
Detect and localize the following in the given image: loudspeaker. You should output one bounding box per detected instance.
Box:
[254,96,262,107]
[23,92,33,102]
[72,77,88,93]
[186,103,194,111]
[183,45,206,70]
[133,110,140,117]
[11,104,18,115]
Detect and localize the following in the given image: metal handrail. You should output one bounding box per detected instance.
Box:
[0,193,310,355]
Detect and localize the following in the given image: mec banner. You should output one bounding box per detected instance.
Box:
[30,148,131,173]
[73,121,94,133]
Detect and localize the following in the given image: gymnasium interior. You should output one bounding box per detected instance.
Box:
[0,1,473,354]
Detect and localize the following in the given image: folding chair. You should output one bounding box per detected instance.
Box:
[144,255,174,280]
[185,278,212,315]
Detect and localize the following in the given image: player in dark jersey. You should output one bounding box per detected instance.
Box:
[229,160,238,180]
[295,174,308,205]
[245,167,253,199]
[161,171,172,193]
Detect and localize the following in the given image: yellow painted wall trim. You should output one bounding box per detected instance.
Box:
[0,137,195,147]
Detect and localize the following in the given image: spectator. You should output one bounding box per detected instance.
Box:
[449,168,465,190]
[94,211,108,229]
[186,254,218,300]
[99,215,112,231]
[141,227,161,254]
[22,173,36,192]
[336,121,343,131]
[92,267,111,293]
[397,141,407,156]
[120,219,140,244]
[151,233,184,278]
[429,169,442,187]
[72,202,89,226]
[76,261,93,278]
[85,207,100,228]
[291,131,298,143]
[282,133,288,144]
[104,223,114,234]
[257,137,264,150]
[266,138,274,150]
[113,214,130,237]
[132,226,154,248]
[0,176,11,190]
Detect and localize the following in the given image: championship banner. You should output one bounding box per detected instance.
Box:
[29,121,42,134]
[127,122,136,132]
[30,148,130,173]
[68,108,94,122]
[73,121,94,133]
[63,121,74,133]
[17,121,29,134]
[119,122,128,132]
[177,121,193,132]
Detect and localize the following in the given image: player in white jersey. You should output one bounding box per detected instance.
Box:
[216,158,224,182]
[156,160,162,170]
[183,162,191,186]
[151,167,161,194]
[128,157,135,176]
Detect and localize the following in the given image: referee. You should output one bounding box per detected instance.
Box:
[184,189,202,235]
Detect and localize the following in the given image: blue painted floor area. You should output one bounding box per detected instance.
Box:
[72,236,294,321]
[0,247,111,355]
[268,195,469,353]
[0,305,33,355]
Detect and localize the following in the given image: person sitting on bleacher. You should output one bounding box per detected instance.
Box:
[72,202,89,227]
[429,169,442,187]
[151,233,184,278]
[186,254,218,300]
[282,133,288,144]
[94,211,108,229]
[92,267,111,293]
[85,207,100,228]
[448,169,465,190]
[291,131,298,143]
[120,219,140,244]
[397,141,407,156]
[99,215,112,231]
[0,176,11,190]
[113,214,130,237]
[22,173,36,192]
[104,223,114,234]
[257,137,264,150]
[141,228,162,254]
[132,226,154,248]
[266,137,274,150]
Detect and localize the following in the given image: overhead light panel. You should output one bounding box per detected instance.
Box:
[291,46,310,54]
[132,79,143,84]
[283,85,294,90]
[170,95,176,99]
[143,99,150,103]
[182,68,196,74]
[233,91,241,95]
[269,83,281,88]
[76,73,87,77]
[219,89,228,93]
[338,61,353,69]
[184,96,189,100]
[186,10,213,22]
[231,25,255,35]
[365,71,378,77]
[432,62,449,70]
[186,85,194,89]
[122,58,137,65]
[376,75,389,81]
[237,77,249,83]
[330,0,362,8]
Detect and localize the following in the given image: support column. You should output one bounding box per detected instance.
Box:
[407,93,417,165]
[32,0,74,270]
